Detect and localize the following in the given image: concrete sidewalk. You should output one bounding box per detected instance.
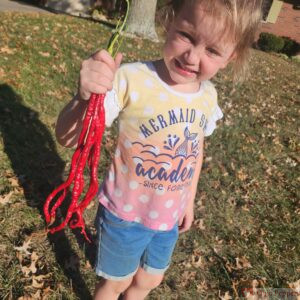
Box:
[0,0,52,13]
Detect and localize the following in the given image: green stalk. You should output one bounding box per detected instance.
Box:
[107,0,130,58]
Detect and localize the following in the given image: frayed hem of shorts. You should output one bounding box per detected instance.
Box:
[95,268,138,281]
[141,263,169,275]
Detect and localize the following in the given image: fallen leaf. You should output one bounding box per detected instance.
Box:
[18,296,32,300]
[32,277,44,289]
[42,286,52,298]
[39,51,50,57]
[237,169,248,181]
[16,252,23,264]
[194,218,205,230]
[0,191,13,205]
[59,62,67,73]
[14,239,32,256]
[179,270,196,287]
[219,291,232,300]
[236,256,252,269]
[32,290,41,299]
[191,254,204,268]
[85,260,92,270]
[0,67,5,78]
[0,46,15,54]
[288,279,300,293]
[8,176,19,187]
[196,280,208,292]
[21,251,38,277]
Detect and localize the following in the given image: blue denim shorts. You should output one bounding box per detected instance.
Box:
[94,205,179,281]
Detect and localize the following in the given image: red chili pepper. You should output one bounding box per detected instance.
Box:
[43,94,105,242]
[44,0,129,242]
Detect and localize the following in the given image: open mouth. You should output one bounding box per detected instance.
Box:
[174,59,198,76]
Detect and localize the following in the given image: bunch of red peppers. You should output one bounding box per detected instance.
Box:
[44,1,130,242]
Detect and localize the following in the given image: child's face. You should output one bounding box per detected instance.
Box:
[162,2,236,90]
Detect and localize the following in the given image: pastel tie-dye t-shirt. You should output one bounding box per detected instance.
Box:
[98,62,223,231]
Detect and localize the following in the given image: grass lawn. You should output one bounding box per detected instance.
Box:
[0,12,299,300]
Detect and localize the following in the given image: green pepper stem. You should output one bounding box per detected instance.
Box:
[107,0,130,58]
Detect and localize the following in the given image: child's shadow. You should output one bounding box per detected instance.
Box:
[0,84,94,299]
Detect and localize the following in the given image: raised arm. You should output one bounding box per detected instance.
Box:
[55,50,122,148]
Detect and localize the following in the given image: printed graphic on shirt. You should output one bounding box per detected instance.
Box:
[98,62,222,231]
[139,107,207,139]
[129,107,206,193]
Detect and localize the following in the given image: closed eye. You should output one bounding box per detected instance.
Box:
[207,47,221,56]
[177,31,194,43]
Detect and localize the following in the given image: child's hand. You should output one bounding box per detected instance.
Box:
[78,50,123,100]
[178,200,194,233]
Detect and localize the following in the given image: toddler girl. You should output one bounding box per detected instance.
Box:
[55,0,263,299]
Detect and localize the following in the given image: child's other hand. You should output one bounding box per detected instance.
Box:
[178,201,194,233]
[78,50,123,100]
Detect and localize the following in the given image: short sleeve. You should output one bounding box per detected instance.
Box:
[203,81,223,137]
[103,65,129,127]
[103,89,121,127]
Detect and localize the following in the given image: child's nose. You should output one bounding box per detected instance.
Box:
[183,46,203,66]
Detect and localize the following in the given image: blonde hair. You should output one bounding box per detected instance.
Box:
[159,0,263,81]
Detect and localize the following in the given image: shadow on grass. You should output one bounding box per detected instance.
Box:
[0,84,93,300]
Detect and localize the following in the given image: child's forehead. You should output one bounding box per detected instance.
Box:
[175,3,236,47]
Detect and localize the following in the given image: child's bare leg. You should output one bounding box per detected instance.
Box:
[94,277,133,300]
[123,268,164,300]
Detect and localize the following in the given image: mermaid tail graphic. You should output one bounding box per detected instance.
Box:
[175,127,198,157]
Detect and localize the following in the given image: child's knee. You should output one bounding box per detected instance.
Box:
[133,268,164,290]
[103,277,133,294]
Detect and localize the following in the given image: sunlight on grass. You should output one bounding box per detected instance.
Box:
[0,12,299,299]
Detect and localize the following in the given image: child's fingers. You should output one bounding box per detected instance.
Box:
[114,52,123,69]
[92,49,118,72]
[84,76,113,93]
[179,224,189,233]
[82,61,115,82]
[178,216,184,227]
[178,217,193,233]
[79,73,113,100]
[178,217,185,233]
[80,81,110,99]
[88,70,113,89]
[79,49,120,100]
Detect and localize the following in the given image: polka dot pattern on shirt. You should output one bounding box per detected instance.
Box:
[109,171,115,182]
[159,93,168,101]
[124,139,132,148]
[120,79,127,90]
[129,180,139,190]
[134,216,142,223]
[123,204,133,212]
[149,211,159,219]
[115,148,121,157]
[139,194,149,203]
[145,79,153,88]
[114,188,122,197]
[165,199,174,208]
[131,91,139,102]
[144,106,155,116]
[159,223,168,230]
[155,188,165,196]
[121,165,128,174]
[98,62,222,232]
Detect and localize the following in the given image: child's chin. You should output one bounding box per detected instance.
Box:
[170,73,198,85]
